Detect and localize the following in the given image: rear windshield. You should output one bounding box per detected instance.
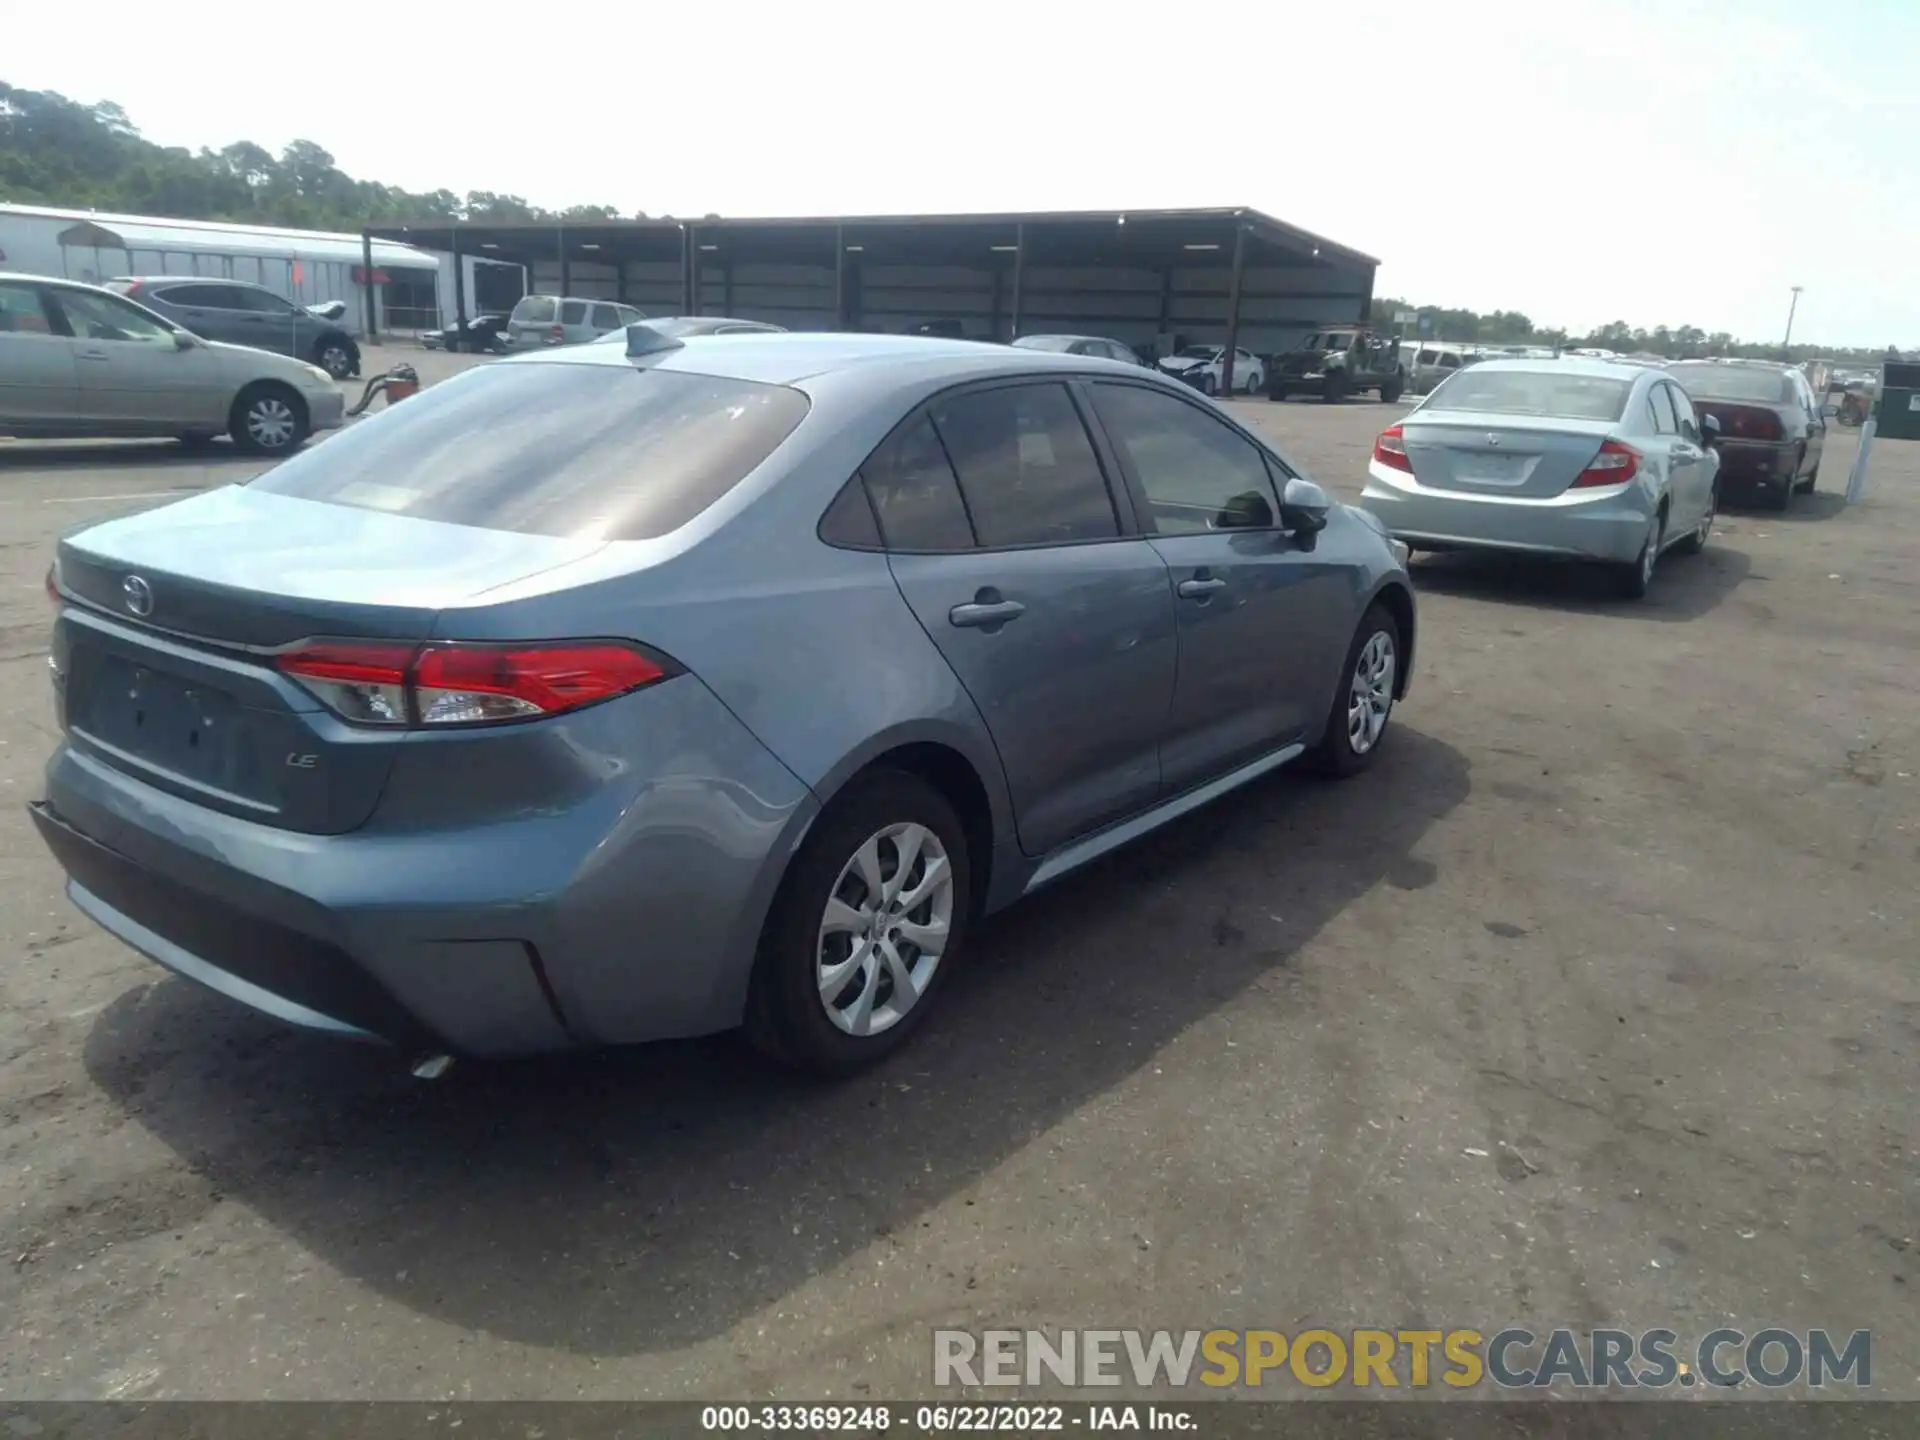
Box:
[248,362,811,541]
[1426,368,1633,421]
[1668,365,1792,404]
[510,296,556,324]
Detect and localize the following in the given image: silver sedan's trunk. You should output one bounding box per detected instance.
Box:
[1399,412,1615,499]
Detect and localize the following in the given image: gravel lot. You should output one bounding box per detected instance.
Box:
[0,351,1913,1401]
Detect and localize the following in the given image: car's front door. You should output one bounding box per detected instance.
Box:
[49,288,227,432]
[869,381,1179,857]
[227,285,309,359]
[150,283,248,345]
[1087,379,1350,795]
[0,280,84,430]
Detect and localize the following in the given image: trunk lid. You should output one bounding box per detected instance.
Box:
[1398,411,1615,498]
[54,486,605,834]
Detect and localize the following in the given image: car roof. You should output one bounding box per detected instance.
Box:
[110,275,259,286]
[509,331,1151,389]
[1018,333,1110,343]
[0,270,112,291]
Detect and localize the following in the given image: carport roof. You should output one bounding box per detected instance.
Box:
[366,207,1378,271]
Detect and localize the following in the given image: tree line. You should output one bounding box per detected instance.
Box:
[0,81,1891,359]
[0,81,622,231]
[1368,297,1889,365]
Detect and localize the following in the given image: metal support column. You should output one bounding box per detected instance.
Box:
[834,225,847,331]
[451,227,467,329]
[557,225,568,298]
[688,227,701,316]
[1221,219,1247,394]
[723,261,733,317]
[615,259,627,302]
[1008,224,1026,341]
[680,226,693,313]
[360,229,377,340]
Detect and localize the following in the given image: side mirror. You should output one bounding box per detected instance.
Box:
[172,331,197,351]
[1699,413,1722,446]
[1281,476,1331,535]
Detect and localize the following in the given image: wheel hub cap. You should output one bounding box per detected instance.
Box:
[817,822,953,1037]
[1346,632,1396,755]
[249,399,294,447]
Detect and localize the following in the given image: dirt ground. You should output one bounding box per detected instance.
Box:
[0,352,1912,1402]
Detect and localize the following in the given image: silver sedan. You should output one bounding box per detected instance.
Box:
[1360,358,1722,598]
[0,272,347,454]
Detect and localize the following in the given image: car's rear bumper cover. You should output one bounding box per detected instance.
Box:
[1360,462,1651,564]
[30,676,818,1057]
[1712,439,1797,484]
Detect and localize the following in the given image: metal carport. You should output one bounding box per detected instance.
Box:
[365,207,1377,391]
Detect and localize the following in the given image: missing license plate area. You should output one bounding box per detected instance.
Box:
[74,652,249,789]
[1452,453,1530,484]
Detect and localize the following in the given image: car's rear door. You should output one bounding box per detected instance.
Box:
[1087,378,1350,794]
[149,283,247,345]
[871,380,1179,857]
[0,279,84,429]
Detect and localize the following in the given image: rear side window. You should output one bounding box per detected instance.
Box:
[561,301,588,325]
[511,296,556,324]
[860,415,975,552]
[928,383,1118,548]
[153,283,235,308]
[1648,384,1679,434]
[248,362,809,541]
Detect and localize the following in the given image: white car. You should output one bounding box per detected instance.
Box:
[1156,345,1265,396]
[0,273,346,454]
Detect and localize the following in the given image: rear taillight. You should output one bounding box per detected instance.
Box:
[1724,408,1784,441]
[1572,439,1642,488]
[276,640,669,728]
[548,323,564,342]
[45,561,59,605]
[1373,425,1413,473]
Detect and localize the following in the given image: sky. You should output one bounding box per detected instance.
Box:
[9,0,1917,346]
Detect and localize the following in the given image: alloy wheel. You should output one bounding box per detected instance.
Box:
[1347,631,1396,755]
[816,822,953,1037]
[246,396,297,450]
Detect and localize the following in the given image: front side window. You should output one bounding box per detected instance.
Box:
[0,281,58,335]
[860,414,975,552]
[232,286,297,314]
[928,383,1119,548]
[54,290,175,346]
[249,362,810,541]
[1091,382,1280,535]
[1665,383,1701,441]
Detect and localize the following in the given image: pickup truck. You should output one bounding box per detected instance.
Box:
[1267,327,1406,402]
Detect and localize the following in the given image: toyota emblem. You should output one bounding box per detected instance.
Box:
[122,574,154,618]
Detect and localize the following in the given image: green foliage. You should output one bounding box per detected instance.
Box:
[0,81,622,231]
[1369,295,1883,364]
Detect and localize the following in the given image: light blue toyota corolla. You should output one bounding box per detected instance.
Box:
[34,330,1415,1074]
[1361,357,1723,599]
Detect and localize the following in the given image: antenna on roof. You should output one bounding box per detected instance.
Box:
[626,322,684,359]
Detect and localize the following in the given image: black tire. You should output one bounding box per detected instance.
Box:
[1674,482,1716,555]
[1768,464,1796,513]
[1200,373,1218,397]
[1614,510,1665,598]
[1322,371,1349,403]
[1799,444,1821,493]
[228,383,310,456]
[313,336,358,381]
[1268,384,1289,402]
[1305,604,1401,779]
[745,769,973,1075]
[1380,373,1405,403]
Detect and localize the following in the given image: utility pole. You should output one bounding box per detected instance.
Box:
[1782,285,1803,355]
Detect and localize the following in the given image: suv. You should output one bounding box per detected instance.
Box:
[1269,327,1405,403]
[505,295,647,350]
[107,278,362,380]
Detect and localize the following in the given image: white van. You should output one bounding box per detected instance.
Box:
[505,294,646,350]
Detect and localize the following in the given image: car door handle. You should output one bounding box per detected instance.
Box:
[77,349,110,362]
[949,598,1025,628]
[1177,576,1227,599]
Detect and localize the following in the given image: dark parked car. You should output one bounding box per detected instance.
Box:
[1666,360,1825,510]
[106,278,362,379]
[423,312,512,354]
[1012,334,1148,366]
[33,332,1415,1076]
